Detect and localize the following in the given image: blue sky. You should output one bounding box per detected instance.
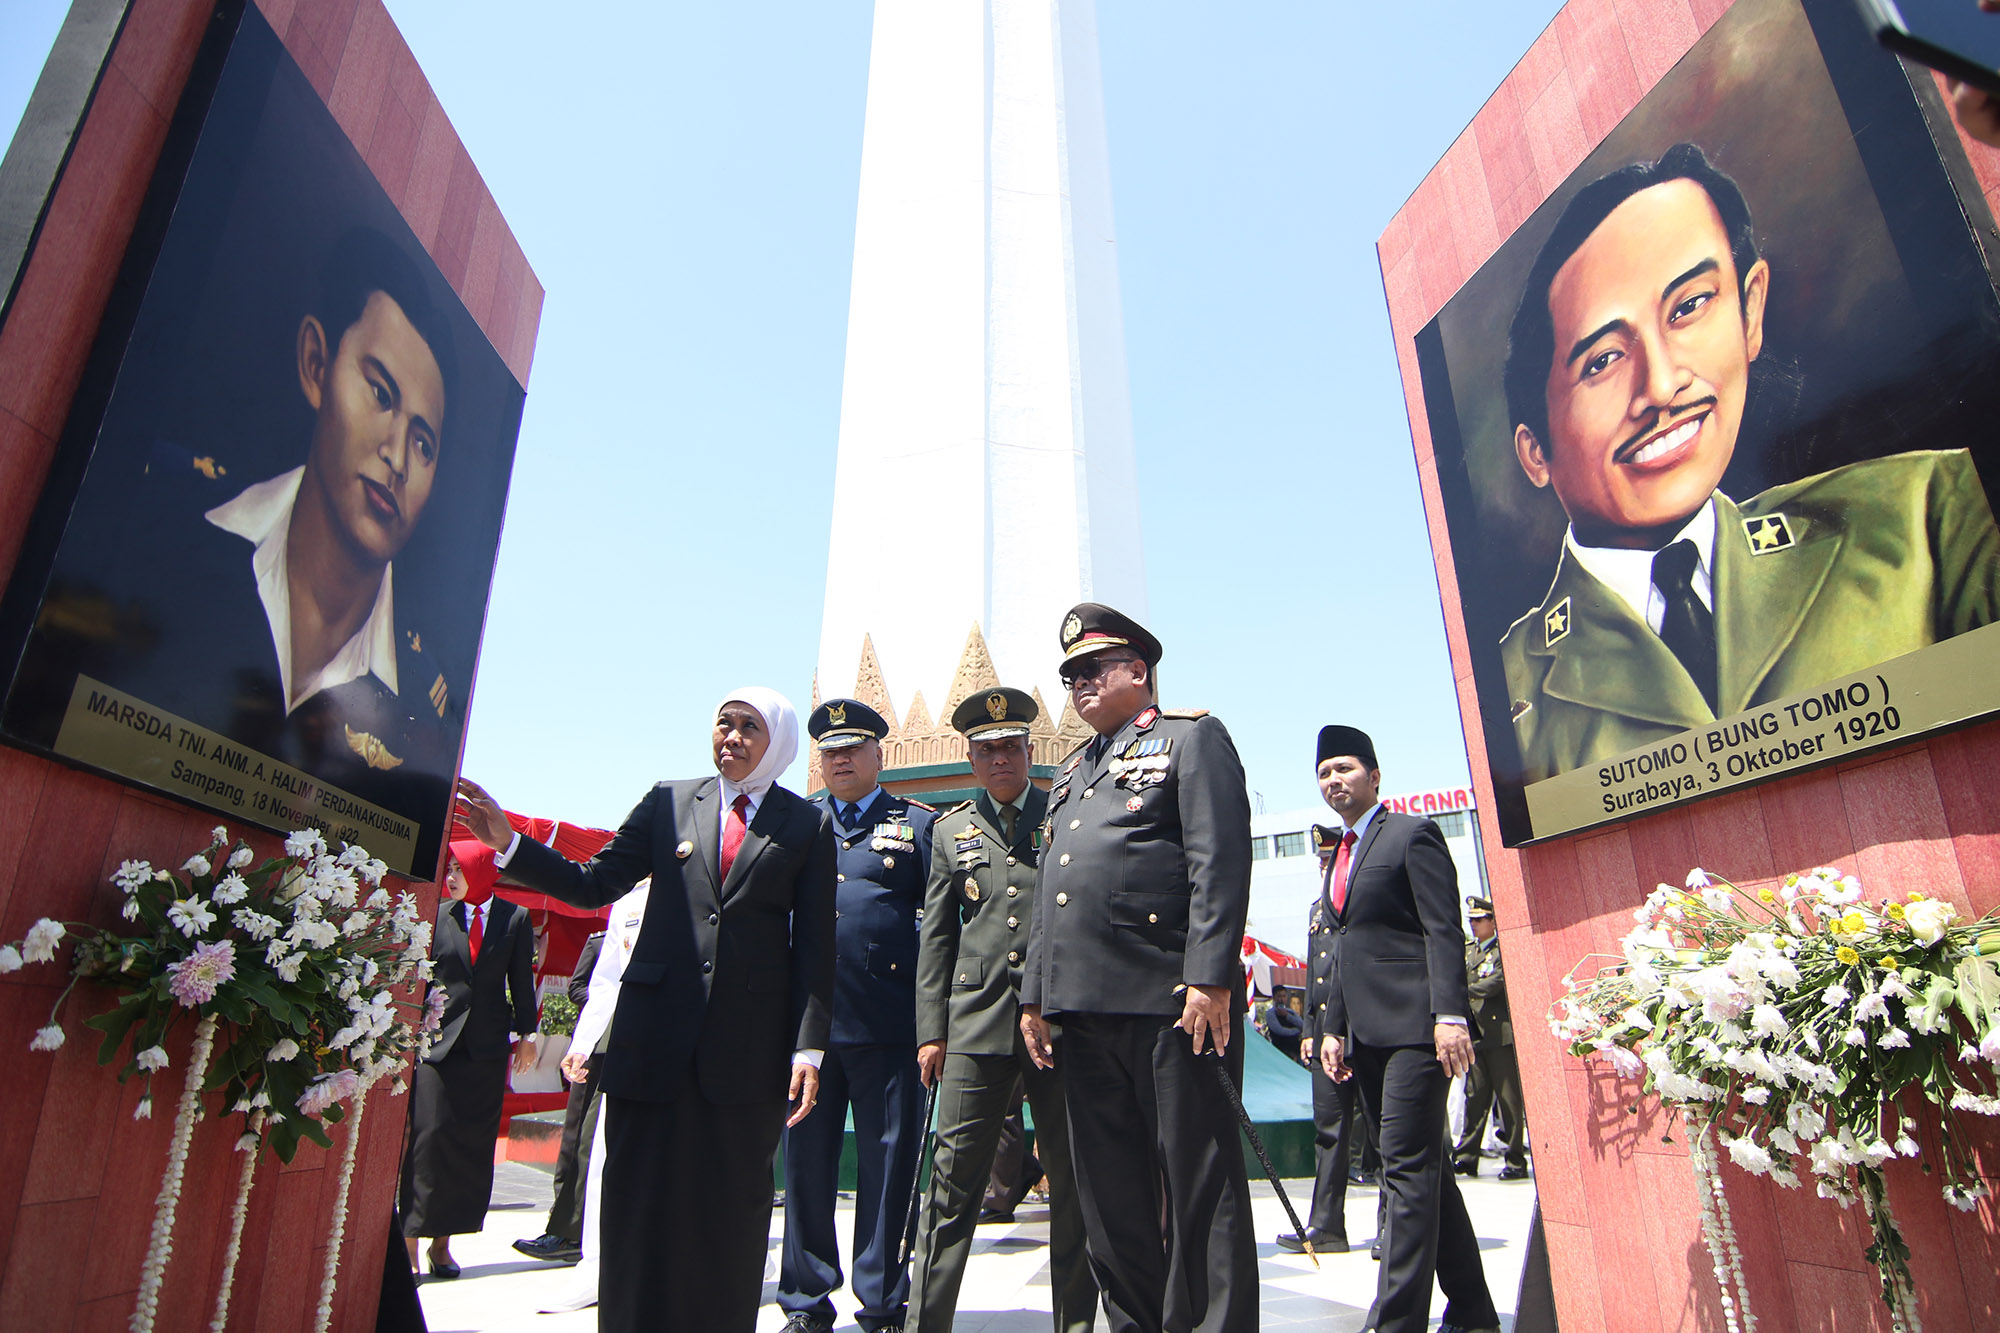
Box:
[2,1,1564,829]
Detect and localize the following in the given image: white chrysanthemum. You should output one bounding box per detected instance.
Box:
[134,1045,169,1072]
[227,845,254,869]
[1879,1027,1911,1049]
[270,1037,301,1062]
[120,898,142,922]
[1701,886,1733,912]
[1686,868,1713,889]
[22,918,65,965]
[1822,983,1850,1007]
[232,909,280,942]
[275,953,305,983]
[1769,1126,1800,1154]
[1722,1134,1774,1176]
[1844,1028,1867,1047]
[167,897,217,938]
[0,945,20,973]
[1862,1138,1895,1168]
[1854,991,1890,1023]
[29,1024,64,1052]
[113,859,153,892]
[133,1096,152,1120]
[284,829,326,860]
[1789,1104,1826,1139]
[1895,1133,1920,1157]
[365,888,391,911]
[211,873,250,905]
[182,854,212,878]
[337,844,369,868]
[1741,1085,1771,1105]
[1750,1004,1789,1039]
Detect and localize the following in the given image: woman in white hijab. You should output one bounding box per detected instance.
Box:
[457,688,837,1333]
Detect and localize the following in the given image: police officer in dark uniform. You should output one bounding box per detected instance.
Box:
[909,687,1094,1333]
[1020,604,1258,1333]
[779,699,938,1333]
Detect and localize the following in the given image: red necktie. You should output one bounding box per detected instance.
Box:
[720,793,750,881]
[1329,830,1358,914]
[466,903,483,963]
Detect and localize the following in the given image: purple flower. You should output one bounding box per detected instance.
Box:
[166,938,237,1007]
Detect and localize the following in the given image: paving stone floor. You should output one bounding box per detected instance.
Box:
[415,1159,1534,1331]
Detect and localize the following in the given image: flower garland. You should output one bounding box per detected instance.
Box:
[131,1013,217,1333]
[1553,866,2000,1332]
[208,1115,264,1333]
[2,826,442,1333]
[311,1073,378,1333]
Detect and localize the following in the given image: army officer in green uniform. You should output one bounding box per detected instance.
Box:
[1498,143,2000,782]
[1451,897,1526,1180]
[907,687,1094,1333]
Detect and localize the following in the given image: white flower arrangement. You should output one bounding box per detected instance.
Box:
[1,826,437,1333]
[1553,867,2000,1332]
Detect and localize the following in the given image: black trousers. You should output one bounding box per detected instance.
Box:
[598,1084,788,1332]
[545,1054,602,1240]
[1059,1012,1258,1333]
[1453,1042,1528,1171]
[1308,1065,1379,1239]
[779,1041,925,1323]
[909,1042,1095,1333]
[1347,1042,1497,1333]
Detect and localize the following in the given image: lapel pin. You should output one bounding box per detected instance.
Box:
[676,840,693,859]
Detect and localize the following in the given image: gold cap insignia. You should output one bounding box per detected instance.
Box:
[828,702,847,725]
[344,725,403,771]
[986,691,1007,721]
[1744,513,1794,555]
[1062,613,1082,645]
[1544,597,1571,647]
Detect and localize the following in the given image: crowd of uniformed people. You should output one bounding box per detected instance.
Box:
[443,602,1503,1333]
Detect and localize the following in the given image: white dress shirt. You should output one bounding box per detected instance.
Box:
[204,466,400,713]
[1564,498,1717,636]
[1337,801,1464,1026]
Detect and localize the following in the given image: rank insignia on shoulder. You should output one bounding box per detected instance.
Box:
[1160,709,1209,720]
[344,725,403,771]
[1544,597,1571,647]
[908,798,936,812]
[1744,513,1794,555]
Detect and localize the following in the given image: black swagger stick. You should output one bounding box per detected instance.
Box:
[898,1079,942,1266]
[1208,1047,1319,1268]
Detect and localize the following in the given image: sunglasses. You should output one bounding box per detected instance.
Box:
[1060,655,1141,689]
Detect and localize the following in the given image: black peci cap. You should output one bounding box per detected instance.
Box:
[1316,724,1378,770]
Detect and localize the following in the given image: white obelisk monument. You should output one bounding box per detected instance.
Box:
[815,0,1146,784]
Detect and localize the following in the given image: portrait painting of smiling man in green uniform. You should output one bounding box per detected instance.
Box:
[1412,0,2000,845]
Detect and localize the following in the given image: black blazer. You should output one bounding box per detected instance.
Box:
[1310,810,1470,1050]
[426,896,538,1063]
[502,778,836,1106]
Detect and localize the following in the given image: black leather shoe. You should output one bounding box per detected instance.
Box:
[427,1255,460,1279]
[1370,1240,1383,1260]
[977,1207,1016,1224]
[1437,1324,1501,1333]
[512,1232,583,1262]
[1347,1167,1370,1186]
[782,1315,834,1333]
[1498,1163,1530,1181]
[1452,1159,1479,1177]
[1275,1230,1349,1254]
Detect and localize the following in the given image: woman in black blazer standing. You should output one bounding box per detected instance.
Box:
[401,838,539,1277]
[454,686,837,1333]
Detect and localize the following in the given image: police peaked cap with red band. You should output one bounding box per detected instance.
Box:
[1057,602,1163,667]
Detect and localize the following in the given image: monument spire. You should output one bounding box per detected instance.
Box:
[815,0,1145,774]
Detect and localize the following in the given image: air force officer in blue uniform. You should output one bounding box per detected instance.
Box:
[779,699,939,1333]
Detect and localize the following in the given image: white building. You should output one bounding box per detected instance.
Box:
[1247,784,1490,963]
[815,0,1145,743]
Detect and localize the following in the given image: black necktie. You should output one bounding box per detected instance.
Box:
[843,800,865,829]
[1653,539,1717,713]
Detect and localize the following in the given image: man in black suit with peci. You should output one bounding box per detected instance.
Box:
[1314,725,1499,1333]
